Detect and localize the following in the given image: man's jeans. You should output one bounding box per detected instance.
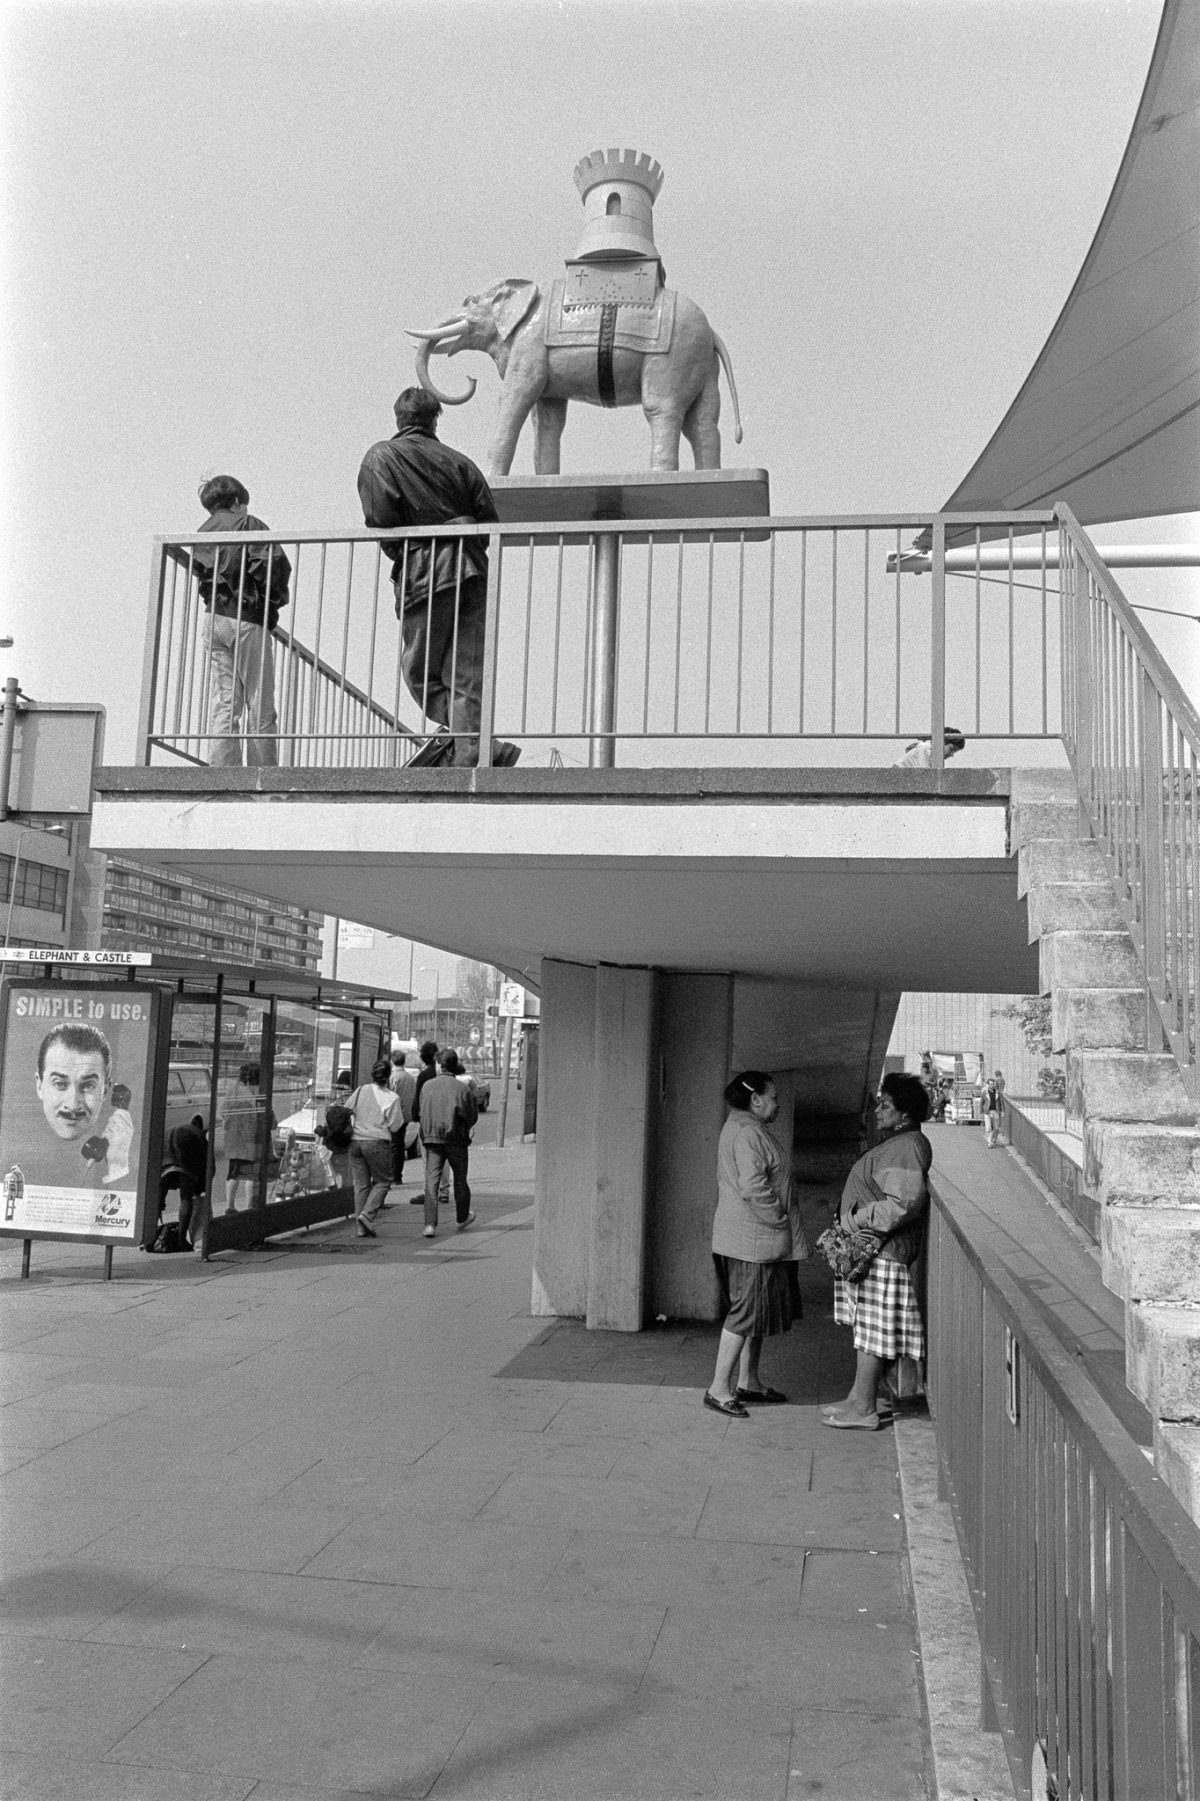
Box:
[423,1142,470,1228]
[205,614,278,767]
[398,577,485,749]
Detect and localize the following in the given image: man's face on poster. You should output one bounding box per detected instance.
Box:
[35,1044,110,1140]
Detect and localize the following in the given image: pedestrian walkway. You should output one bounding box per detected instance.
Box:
[1,1140,1009,1800]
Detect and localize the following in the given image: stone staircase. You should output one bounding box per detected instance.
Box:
[1012,769,1200,1517]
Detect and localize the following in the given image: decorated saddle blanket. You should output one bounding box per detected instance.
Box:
[545,276,675,356]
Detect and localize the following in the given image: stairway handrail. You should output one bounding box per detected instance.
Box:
[1056,505,1200,748]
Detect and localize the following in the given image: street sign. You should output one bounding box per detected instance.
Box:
[337,922,374,950]
[498,981,524,1018]
[0,948,151,966]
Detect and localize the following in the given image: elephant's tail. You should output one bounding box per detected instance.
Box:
[713,332,743,445]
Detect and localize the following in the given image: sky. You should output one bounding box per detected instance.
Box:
[1,0,1195,776]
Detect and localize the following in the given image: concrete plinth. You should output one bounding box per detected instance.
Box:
[1017,838,1110,896]
[1052,985,1149,1051]
[1041,930,1143,995]
[1104,1205,1200,1302]
[1126,1304,1200,1419]
[1026,882,1127,938]
[1084,1121,1200,1203]
[1069,1049,1198,1127]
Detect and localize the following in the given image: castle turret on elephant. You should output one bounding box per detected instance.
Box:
[406,276,742,479]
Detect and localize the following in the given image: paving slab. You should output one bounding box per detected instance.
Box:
[361,1588,664,1689]
[430,1681,794,1801]
[0,1754,254,1801]
[0,1634,208,1758]
[0,1142,1010,1800]
[106,1657,484,1795]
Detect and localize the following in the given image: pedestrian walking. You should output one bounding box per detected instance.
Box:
[418,1048,478,1238]
[346,1059,405,1237]
[982,1070,1006,1147]
[388,1051,417,1183]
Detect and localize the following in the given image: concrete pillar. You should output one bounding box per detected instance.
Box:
[647,973,734,1322]
[531,958,596,1319]
[587,964,655,1331]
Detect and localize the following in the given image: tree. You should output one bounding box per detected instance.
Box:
[994,996,1053,1057]
[456,959,492,1013]
[993,997,1064,1100]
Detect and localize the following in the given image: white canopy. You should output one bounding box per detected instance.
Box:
[940,0,1199,531]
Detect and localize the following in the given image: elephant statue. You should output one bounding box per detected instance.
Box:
[406,277,742,478]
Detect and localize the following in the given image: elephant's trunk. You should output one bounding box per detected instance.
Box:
[413,333,477,407]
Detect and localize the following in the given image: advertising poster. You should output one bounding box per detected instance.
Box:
[0,982,160,1244]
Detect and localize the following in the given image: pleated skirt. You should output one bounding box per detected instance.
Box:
[713,1254,799,1338]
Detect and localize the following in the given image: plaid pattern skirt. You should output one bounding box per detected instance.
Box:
[713,1255,798,1338]
[834,1258,924,1361]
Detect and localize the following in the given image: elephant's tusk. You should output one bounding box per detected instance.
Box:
[415,337,477,406]
[405,316,467,341]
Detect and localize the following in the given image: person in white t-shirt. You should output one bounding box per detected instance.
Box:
[895,727,966,768]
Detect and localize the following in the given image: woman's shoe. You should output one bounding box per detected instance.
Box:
[823,1408,881,1431]
[703,1391,750,1419]
[356,1220,376,1239]
[735,1386,787,1405]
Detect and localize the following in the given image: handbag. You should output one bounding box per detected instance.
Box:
[815,1220,884,1283]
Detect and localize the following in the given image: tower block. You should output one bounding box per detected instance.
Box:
[573,148,664,264]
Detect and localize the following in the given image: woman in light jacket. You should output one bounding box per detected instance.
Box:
[704,1070,799,1419]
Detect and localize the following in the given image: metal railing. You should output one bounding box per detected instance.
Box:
[1059,504,1200,1099]
[929,1182,1200,1801]
[137,511,1061,769]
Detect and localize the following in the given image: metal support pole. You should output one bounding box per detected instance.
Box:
[496,1015,516,1149]
[0,675,20,821]
[103,1246,113,1281]
[20,1239,31,1279]
[930,519,947,770]
[589,533,619,769]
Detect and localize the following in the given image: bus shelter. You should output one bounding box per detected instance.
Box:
[0,953,406,1269]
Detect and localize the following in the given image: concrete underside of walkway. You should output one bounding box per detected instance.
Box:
[1,1142,1010,1801]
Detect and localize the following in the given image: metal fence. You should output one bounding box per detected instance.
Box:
[929,1183,1200,1801]
[136,510,1062,769]
[1059,505,1200,1100]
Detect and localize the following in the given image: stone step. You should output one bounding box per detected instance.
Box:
[1084,1120,1200,1204]
[1103,1206,1200,1303]
[1068,1049,1198,1127]
[1041,930,1142,994]
[1126,1303,1200,1420]
[1009,798,1081,850]
[1025,882,1127,938]
[1053,986,1150,1052]
[1010,769,1079,804]
[1155,1421,1200,1521]
[1017,838,1110,896]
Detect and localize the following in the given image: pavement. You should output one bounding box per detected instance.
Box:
[1,1136,1014,1801]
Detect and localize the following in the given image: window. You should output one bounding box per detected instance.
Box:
[0,855,68,915]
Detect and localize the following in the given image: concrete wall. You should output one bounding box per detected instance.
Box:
[535,960,899,1329]
[531,958,596,1319]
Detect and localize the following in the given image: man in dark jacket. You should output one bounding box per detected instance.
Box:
[357,389,518,769]
[418,1049,478,1237]
[192,475,291,768]
[159,1113,209,1249]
